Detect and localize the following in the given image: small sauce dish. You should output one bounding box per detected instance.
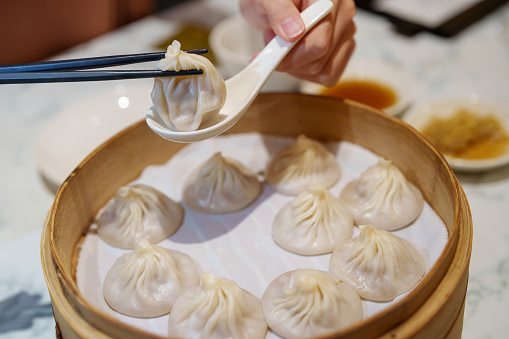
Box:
[403,95,509,172]
[300,58,417,116]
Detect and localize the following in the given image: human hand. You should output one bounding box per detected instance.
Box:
[239,0,356,86]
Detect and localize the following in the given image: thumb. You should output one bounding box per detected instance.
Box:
[266,0,305,41]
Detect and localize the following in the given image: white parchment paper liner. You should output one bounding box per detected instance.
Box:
[77,133,448,337]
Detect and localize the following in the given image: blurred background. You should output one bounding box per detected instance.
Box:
[3,0,507,65]
[0,0,197,65]
[3,0,506,97]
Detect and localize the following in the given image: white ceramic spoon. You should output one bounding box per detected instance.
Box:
[146,0,333,143]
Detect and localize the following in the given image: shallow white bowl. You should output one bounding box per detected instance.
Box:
[403,96,509,172]
[209,14,300,92]
[300,58,417,116]
[35,83,152,189]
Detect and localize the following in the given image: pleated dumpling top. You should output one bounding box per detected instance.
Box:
[266,135,340,195]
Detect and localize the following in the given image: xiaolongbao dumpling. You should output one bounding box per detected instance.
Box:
[329,225,426,302]
[167,273,267,339]
[340,157,424,231]
[272,185,353,255]
[261,269,362,339]
[151,40,226,132]
[265,135,340,195]
[95,184,184,249]
[103,239,199,318]
[183,152,262,214]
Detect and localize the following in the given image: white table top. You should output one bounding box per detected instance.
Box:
[1,1,508,338]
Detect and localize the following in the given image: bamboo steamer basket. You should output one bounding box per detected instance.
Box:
[41,93,472,339]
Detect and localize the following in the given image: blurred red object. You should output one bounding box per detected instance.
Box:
[0,0,155,65]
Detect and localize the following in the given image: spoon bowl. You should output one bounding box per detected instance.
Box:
[146,0,333,143]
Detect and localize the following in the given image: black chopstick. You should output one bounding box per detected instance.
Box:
[0,69,204,84]
[0,49,208,73]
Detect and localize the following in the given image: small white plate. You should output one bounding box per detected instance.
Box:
[300,58,417,116]
[403,96,509,172]
[35,83,152,189]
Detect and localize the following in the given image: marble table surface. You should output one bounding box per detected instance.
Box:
[1,0,508,338]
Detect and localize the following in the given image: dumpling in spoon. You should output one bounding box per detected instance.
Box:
[340,157,424,231]
[265,135,340,195]
[183,152,262,214]
[168,273,267,339]
[151,40,226,132]
[103,239,200,318]
[272,185,353,255]
[329,225,426,302]
[261,269,362,339]
[95,184,184,249]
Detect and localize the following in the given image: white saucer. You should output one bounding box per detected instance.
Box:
[35,83,153,189]
[403,95,509,172]
[300,58,417,116]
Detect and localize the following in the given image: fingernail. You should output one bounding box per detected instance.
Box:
[281,17,304,39]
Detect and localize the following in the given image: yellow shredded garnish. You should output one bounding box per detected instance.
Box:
[421,109,509,159]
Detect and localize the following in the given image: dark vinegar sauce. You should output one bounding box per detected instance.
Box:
[321,79,397,110]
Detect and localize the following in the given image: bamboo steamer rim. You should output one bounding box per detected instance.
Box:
[41,94,472,338]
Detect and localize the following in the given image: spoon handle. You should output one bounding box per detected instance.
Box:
[248,0,334,81]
